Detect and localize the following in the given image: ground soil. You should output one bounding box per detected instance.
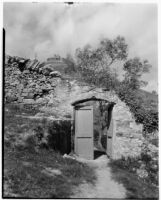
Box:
[70,155,126,198]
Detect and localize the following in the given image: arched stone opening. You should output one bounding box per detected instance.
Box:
[71,96,116,159]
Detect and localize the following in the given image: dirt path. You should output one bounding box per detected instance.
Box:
[70,155,127,198]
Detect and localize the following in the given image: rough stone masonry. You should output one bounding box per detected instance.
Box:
[5,54,145,159]
[5,55,64,104]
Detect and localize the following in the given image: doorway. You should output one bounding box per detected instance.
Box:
[75,106,94,159]
[72,96,115,160]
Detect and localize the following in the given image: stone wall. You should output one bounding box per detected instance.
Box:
[5,55,63,104]
[46,80,144,159]
[5,55,144,159]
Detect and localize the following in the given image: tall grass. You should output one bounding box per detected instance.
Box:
[4,104,97,198]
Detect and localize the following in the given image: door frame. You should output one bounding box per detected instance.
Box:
[106,104,115,158]
[74,106,94,159]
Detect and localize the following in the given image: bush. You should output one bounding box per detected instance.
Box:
[13,131,37,152]
[111,140,158,186]
[111,156,141,172]
[47,120,71,154]
[141,140,158,185]
[15,120,49,152]
[116,83,158,134]
[24,133,37,152]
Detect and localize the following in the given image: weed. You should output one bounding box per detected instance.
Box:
[4,148,96,198]
[3,104,96,198]
[109,156,159,198]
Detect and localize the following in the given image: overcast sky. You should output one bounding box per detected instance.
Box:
[3,3,158,92]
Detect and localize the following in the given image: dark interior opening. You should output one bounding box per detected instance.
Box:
[94,150,106,159]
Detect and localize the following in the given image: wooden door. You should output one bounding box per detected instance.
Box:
[75,106,93,159]
[106,105,115,158]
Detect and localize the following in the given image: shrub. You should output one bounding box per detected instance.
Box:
[47,120,71,154]
[33,123,49,149]
[111,139,158,186]
[14,131,37,152]
[24,133,37,152]
[15,120,49,152]
[116,83,158,134]
[141,140,158,185]
[111,156,141,172]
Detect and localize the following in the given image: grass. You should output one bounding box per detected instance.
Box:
[5,103,40,116]
[3,103,96,198]
[109,160,159,199]
[4,147,96,198]
[4,103,42,137]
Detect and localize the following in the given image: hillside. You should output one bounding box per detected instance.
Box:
[4,55,158,158]
[4,55,158,198]
[4,105,96,198]
[137,89,158,111]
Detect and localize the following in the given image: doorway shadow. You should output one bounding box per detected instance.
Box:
[94,150,106,159]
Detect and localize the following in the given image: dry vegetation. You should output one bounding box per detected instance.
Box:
[3,104,96,198]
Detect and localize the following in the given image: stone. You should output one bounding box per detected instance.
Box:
[23,88,29,93]
[50,71,61,77]
[46,84,52,88]
[17,97,24,103]
[40,77,46,82]
[17,84,24,90]
[51,82,56,87]
[13,70,21,75]
[21,93,28,97]
[38,68,42,73]
[35,98,45,104]
[24,93,34,99]
[6,95,18,103]
[42,69,50,76]
[10,81,19,86]
[23,70,30,74]
[19,59,26,63]
[136,168,148,178]
[29,82,36,87]
[23,99,35,104]
[41,87,51,92]
[27,60,35,69]
[41,168,61,177]
[30,61,38,70]
[35,62,40,69]
[43,64,53,72]
[22,161,31,167]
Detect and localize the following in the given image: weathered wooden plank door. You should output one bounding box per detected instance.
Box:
[107,118,114,158]
[75,106,93,159]
[106,105,115,158]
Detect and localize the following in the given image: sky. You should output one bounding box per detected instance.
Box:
[3,2,158,92]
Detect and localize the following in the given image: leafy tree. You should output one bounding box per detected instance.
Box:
[75,36,128,89]
[123,57,152,90]
[75,36,158,134]
[117,82,158,134]
[63,53,76,73]
[116,55,158,134]
[152,90,157,95]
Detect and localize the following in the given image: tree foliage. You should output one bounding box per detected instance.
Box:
[152,90,157,95]
[123,57,152,90]
[63,53,77,73]
[116,82,158,134]
[74,36,158,134]
[116,56,158,133]
[75,36,128,89]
